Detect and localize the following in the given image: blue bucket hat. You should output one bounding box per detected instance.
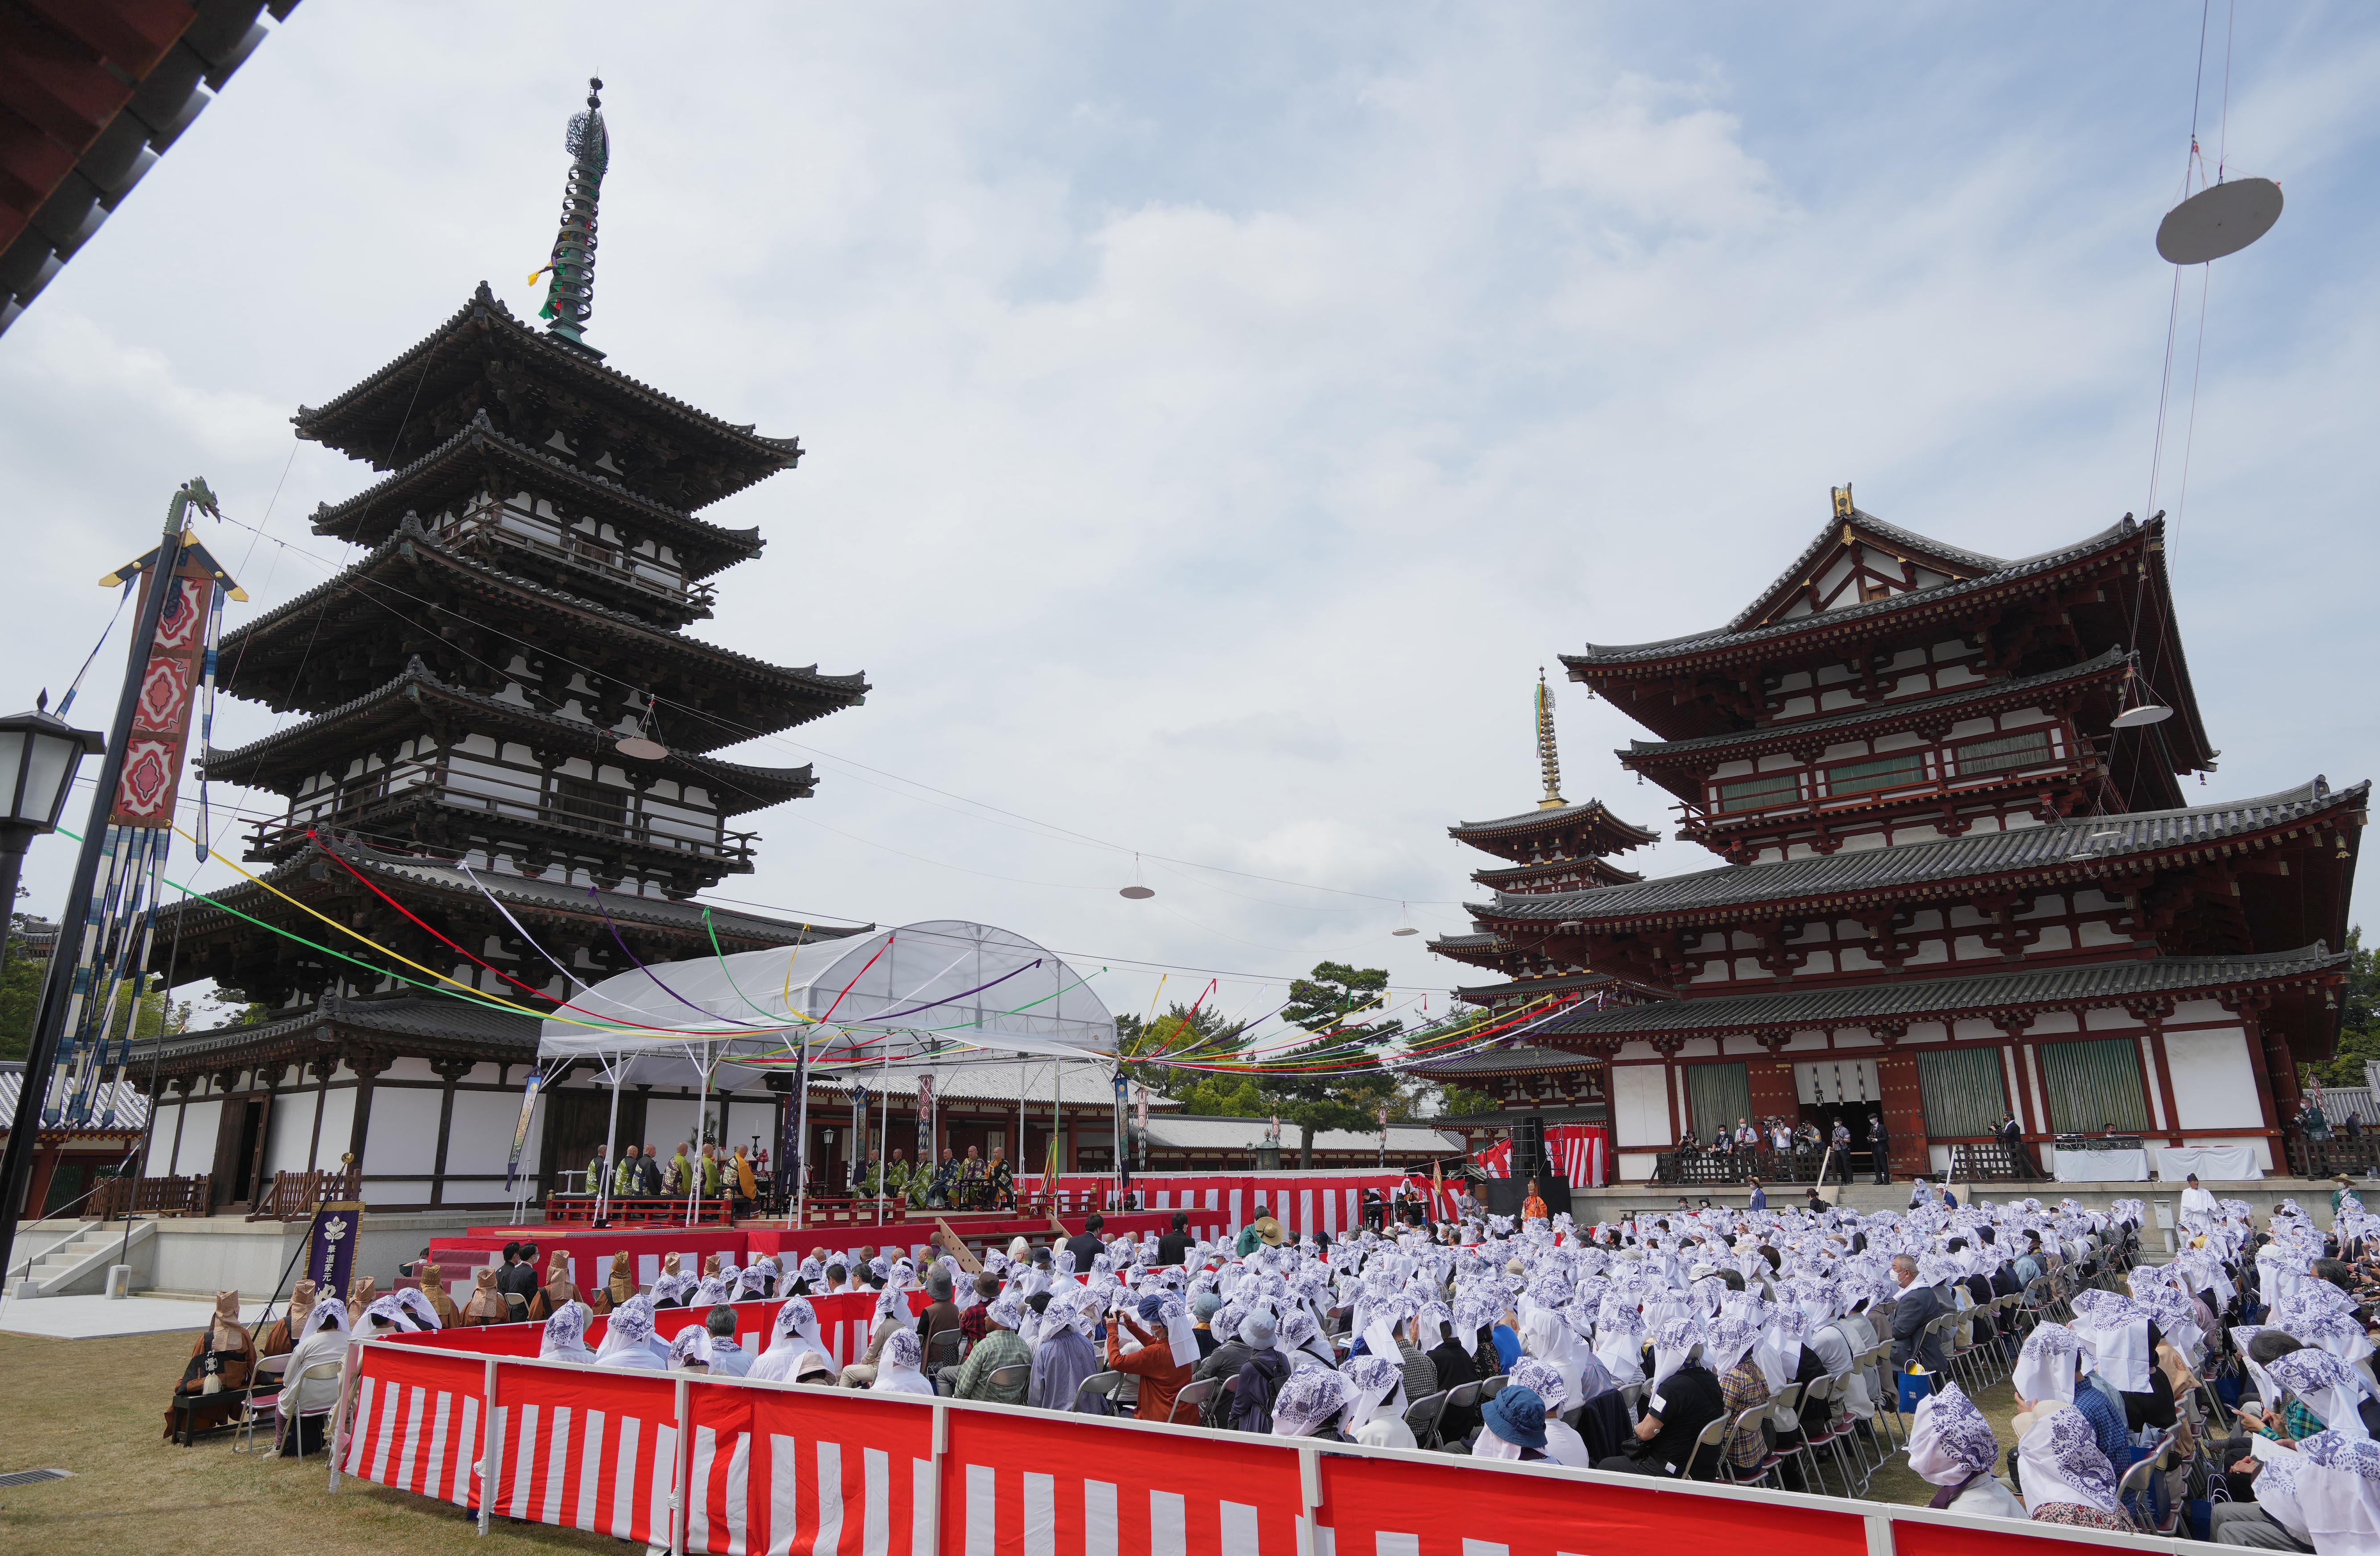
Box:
[1481,1384,1548,1449]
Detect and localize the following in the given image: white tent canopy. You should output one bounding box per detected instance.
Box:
[536,919,1116,1090]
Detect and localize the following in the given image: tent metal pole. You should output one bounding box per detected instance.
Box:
[686,1055,711,1228]
[596,1057,621,1226]
[792,1040,809,1231]
[876,1056,889,1227]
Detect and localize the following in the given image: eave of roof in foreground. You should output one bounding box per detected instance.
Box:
[1526,942,2347,1043]
[1471,778,2368,930]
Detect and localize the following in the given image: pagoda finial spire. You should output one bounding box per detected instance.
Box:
[536,76,609,359]
[1535,667,1566,810]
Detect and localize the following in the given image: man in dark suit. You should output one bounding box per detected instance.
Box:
[1063,1212,1108,1270]
[1887,1254,1951,1380]
[1866,1112,1891,1184]
[1156,1211,1193,1267]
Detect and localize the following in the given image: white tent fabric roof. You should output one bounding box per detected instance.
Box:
[537,920,1116,1089]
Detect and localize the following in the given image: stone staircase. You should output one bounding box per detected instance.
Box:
[8,1219,150,1297]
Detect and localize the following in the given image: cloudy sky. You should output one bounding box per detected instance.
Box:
[4,4,2376,1036]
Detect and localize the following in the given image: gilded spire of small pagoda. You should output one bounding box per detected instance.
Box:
[1535,667,1566,810]
[537,77,609,359]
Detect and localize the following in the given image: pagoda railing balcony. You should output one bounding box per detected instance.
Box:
[441,508,715,616]
[1673,756,2093,841]
[246,758,757,868]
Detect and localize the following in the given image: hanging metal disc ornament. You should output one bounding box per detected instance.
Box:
[2156,177,2282,265]
[616,734,669,761]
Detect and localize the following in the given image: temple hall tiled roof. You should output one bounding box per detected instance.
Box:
[1474,778,2368,929]
[1568,516,2139,670]
[1530,942,2348,1042]
[1403,1042,1608,1077]
[1728,508,2010,633]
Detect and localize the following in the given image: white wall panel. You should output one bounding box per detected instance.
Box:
[147,1104,182,1174]
[444,1090,533,1176]
[2164,1029,2266,1130]
[644,1097,702,1153]
[1612,1065,1671,1149]
[363,1087,443,1174]
[263,1091,319,1174]
[176,1099,222,1175]
[313,1089,355,1169]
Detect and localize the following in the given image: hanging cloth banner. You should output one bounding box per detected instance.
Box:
[305,1199,365,1297]
[504,1072,545,1192]
[915,1073,934,1166]
[99,533,243,828]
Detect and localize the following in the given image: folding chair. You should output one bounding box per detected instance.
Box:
[1477,1374,1508,1402]
[1438,1381,1483,1452]
[1743,1381,1800,1490]
[1169,1376,1219,1425]
[986,1363,1030,1400]
[286,1361,345,1461]
[1073,1370,1126,1413]
[1402,1388,1449,1450]
[2118,1430,2179,1535]
[925,1327,963,1376]
[1678,1414,1734,1483]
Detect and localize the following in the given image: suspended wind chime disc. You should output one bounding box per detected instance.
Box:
[1117,884,1155,900]
[616,734,669,761]
[2155,177,2283,265]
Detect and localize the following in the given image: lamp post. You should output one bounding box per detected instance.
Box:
[0,702,105,987]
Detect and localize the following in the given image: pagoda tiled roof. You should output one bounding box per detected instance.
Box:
[164,832,869,953]
[1448,798,1659,850]
[1618,647,2130,768]
[203,657,821,815]
[1404,1041,1608,1077]
[131,991,544,1065]
[1566,516,2140,670]
[1529,942,2349,1043]
[217,515,867,741]
[1451,972,1625,1003]
[294,284,802,506]
[310,413,765,577]
[1472,778,2370,931]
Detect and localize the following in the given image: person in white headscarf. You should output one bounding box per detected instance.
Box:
[272,1298,353,1456]
[2288,1431,2380,1550]
[749,1298,826,1383]
[1342,1355,1414,1450]
[538,1302,597,1365]
[2011,1403,2130,1531]
[1508,1358,1589,1467]
[669,1327,715,1373]
[595,1295,666,1371]
[2266,1351,2378,1446]
[870,1329,935,1396]
[1270,1367,1358,1441]
[840,1266,917,1387]
[1907,1382,2023,1519]
[1519,1308,1585,1414]
[395,1287,443,1332]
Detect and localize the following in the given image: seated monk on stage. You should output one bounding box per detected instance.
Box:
[528,1253,579,1322]
[589,1251,635,1315]
[417,1262,461,1327]
[345,1274,377,1324]
[164,1291,256,1439]
[959,1147,985,1209]
[460,1267,509,1326]
[988,1148,1014,1211]
[255,1279,317,1359]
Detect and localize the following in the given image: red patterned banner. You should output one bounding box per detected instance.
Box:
[108,559,214,827]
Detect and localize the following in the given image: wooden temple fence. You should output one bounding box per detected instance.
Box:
[90,1173,213,1219]
[1652,1146,1843,1187]
[246,1166,364,1222]
[2286,1135,2380,1181]
[1947,1142,2035,1182]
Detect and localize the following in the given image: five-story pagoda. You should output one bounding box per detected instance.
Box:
[132,83,870,1212]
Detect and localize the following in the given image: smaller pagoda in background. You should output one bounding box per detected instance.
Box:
[1416,673,1658,1138]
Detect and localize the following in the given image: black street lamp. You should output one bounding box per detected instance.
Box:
[0,700,104,983]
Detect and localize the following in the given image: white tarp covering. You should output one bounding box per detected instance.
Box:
[536,919,1115,1089]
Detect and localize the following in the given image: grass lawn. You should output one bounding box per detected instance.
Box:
[0,1329,2025,1552]
[0,1330,617,1556]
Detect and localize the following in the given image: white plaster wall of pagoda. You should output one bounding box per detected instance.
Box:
[174,1097,222,1176]
[2163,1028,2267,1132]
[263,1089,319,1175]
[145,1101,182,1174]
[1610,1064,1670,1151]
[445,1088,545,1182]
[364,1085,443,1178]
[1616,1151,1662,1182]
[315,1087,356,1163]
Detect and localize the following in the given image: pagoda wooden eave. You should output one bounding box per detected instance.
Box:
[201,656,818,815]
[1468,778,2367,940]
[309,412,765,578]
[1470,856,1643,892]
[292,283,801,509]
[1728,508,2007,633]
[216,516,867,741]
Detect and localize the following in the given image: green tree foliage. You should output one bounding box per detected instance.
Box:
[1260,962,1406,1167]
[1435,1083,1500,1118]
[2308,926,2380,1089]
[1117,1002,1248,1103]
